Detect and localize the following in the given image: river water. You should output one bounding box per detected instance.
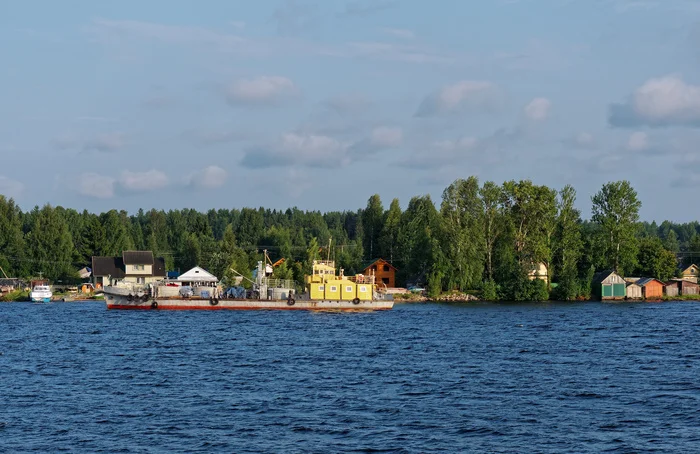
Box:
[1,301,699,453]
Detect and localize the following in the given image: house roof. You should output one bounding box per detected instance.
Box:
[92,257,126,278]
[362,258,398,272]
[92,255,165,277]
[666,279,699,288]
[177,266,218,282]
[122,251,154,265]
[592,270,618,285]
[636,277,664,287]
[681,264,699,274]
[0,278,24,286]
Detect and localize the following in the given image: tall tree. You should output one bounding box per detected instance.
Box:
[361,194,384,260]
[480,181,505,281]
[379,198,401,263]
[26,204,76,281]
[440,177,485,291]
[637,237,677,281]
[553,185,583,300]
[0,196,26,277]
[591,180,641,275]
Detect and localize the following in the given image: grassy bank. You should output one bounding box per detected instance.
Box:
[1,290,29,302]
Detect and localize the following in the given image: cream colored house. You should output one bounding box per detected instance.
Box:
[92,251,166,288]
[528,262,549,283]
[681,264,699,283]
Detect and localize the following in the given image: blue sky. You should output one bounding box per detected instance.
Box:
[2,0,700,221]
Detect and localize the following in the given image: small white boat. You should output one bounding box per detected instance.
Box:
[31,285,52,303]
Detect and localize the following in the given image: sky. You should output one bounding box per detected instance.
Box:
[2,0,700,221]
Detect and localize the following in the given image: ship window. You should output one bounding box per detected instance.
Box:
[318,285,324,291]
[346,286,352,293]
[330,286,337,292]
[360,286,367,292]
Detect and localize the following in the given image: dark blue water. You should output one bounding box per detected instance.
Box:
[1,301,699,453]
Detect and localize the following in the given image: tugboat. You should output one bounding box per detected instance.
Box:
[102,254,393,311]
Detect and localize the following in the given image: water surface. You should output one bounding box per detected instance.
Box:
[1,301,699,452]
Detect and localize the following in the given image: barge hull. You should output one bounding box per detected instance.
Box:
[105,297,393,311]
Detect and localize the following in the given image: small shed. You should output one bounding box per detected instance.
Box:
[636,278,664,299]
[592,271,626,300]
[626,282,642,299]
[362,258,398,288]
[528,262,549,284]
[665,279,699,296]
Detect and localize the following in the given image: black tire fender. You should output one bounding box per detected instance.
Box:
[127,294,134,302]
[352,297,360,305]
[151,301,158,309]
[287,298,295,306]
[210,297,218,306]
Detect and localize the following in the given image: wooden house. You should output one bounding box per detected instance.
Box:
[528,262,549,283]
[680,264,699,283]
[665,279,699,297]
[592,271,626,300]
[636,278,664,299]
[362,259,397,288]
[626,281,642,299]
[92,251,166,287]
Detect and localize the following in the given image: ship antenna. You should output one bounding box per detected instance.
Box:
[327,238,332,262]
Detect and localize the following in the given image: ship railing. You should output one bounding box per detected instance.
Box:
[261,278,296,289]
[313,260,336,267]
[346,275,376,284]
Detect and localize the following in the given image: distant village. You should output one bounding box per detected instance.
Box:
[2,250,699,302]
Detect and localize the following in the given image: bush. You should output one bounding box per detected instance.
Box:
[481,279,498,301]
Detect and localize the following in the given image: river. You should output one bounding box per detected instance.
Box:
[1,301,698,452]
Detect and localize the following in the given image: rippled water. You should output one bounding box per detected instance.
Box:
[1,301,699,453]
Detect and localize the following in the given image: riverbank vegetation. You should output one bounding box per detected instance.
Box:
[0,178,696,301]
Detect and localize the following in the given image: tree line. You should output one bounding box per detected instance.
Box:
[0,177,695,300]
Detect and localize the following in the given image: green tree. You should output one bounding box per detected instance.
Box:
[361,194,384,260]
[553,185,583,300]
[26,204,76,280]
[440,177,485,291]
[591,180,641,275]
[637,237,677,281]
[0,196,26,277]
[379,198,401,263]
[480,181,505,281]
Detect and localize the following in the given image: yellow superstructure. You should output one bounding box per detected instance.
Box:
[305,260,376,301]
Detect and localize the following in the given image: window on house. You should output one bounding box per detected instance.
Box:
[137,277,145,284]
[383,265,390,272]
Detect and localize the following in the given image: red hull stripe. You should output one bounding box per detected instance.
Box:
[107,304,391,311]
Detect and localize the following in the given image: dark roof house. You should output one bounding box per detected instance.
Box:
[122,251,154,265]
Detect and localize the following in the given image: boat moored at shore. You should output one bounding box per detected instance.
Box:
[30,284,52,303]
[102,256,393,311]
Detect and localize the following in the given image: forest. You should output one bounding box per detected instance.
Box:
[0,177,697,301]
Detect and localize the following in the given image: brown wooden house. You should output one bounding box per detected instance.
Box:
[665,279,699,297]
[681,264,699,283]
[362,259,397,288]
[636,278,665,299]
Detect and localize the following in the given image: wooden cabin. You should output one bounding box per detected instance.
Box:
[636,278,664,299]
[592,271,626,300]
[362,259,397,288]
[626,282,642,299]
[680,264,699,283]
[665,279,699,297]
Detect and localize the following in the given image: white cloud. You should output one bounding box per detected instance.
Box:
[400,136,477,169]
[524,97,551,121]
[53,133,125,152]
[626,131,650,151]
[242,133,349,168]
[380,27,414,39]
[416,80,503,116]
[609,75,700,127]
[226,76,299,105]
[119,170,169,192]
[187,166,228,189]
[370,126,403,147]
[348,41,454,64]
[0,176,25,199]
[79,173,115,199]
